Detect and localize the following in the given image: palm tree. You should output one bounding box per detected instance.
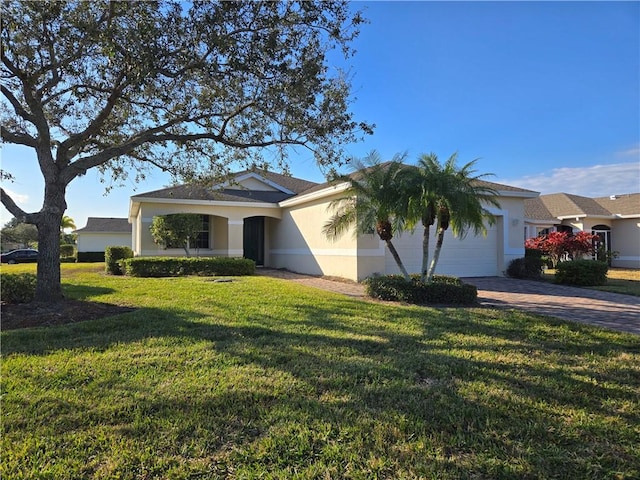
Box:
[60,215,76,232]
[322,151,412,281]
[407,152,501,282]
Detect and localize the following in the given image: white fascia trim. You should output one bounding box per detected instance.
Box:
[279,182,350,207]
[524,219,558,225]
[495,190,540,199]
[614,214,640,219]
[131,197,279,209]
[270,247,385,257]
[217,172,295,194]
[129,199,140,221]
[556,214,588,220]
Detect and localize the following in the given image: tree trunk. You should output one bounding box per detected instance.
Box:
[385,239,410,281]
[32,178,69,302]
[421,222,431,282]
[34,210,65,303]
[426,227,446,282]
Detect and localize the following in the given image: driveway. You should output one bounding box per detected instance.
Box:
[462,277,640,335]
[260,269,640,335]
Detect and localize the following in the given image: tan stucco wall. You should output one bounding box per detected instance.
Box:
[270,193,372,280]
[611,218,640,268]
[133,201,281,257]
[77,233,132,252]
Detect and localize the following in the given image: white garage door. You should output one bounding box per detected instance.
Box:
[385,222,499,277]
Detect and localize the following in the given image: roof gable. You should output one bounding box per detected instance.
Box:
[594,193,640,216]
[75,217,131,233]
[525,192,640,220]
[132,169,318,204]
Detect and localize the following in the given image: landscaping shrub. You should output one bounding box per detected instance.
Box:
[121,257,255,277]
[60,244,75,258]
[77,251,105,262]
[555,260,608,286]
[105,246,134,275]
[506,257,544,279]
[365,274,477,305]
[1,273,37,304]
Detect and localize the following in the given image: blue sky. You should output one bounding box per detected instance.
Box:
[2,0,639,229]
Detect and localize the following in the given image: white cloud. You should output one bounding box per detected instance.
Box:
[0,188,32,224]
[498,162,640,197]
[616,146,640,158]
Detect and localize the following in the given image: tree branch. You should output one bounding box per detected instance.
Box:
[1,188,38,224]
[0,127,38,147]
[1,84,35,124]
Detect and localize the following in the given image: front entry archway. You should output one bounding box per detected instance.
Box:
[243,216,265,266]
[592,224,611,264]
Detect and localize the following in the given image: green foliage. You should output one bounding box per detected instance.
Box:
[59,244,75,258]
[76,251,105,263]
[0,273,36,303]
[1,0,370,302]
[1,265,639,479]
[1,220,38,250]
[506,257,544,279]
[121,257,255,277]
[322,152,412,279]
[150,214,203,256]
[555,260,609,286]
[365,274,477,305]
[105,246,134,275]
[406,152,501,282]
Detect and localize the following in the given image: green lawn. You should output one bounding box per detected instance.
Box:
[2,264,639,479]
[542,268,640,297]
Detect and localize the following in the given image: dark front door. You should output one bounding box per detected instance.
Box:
[243,217,264,266]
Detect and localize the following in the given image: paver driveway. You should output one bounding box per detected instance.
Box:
[462,277,640,335]
[260,269,640,335]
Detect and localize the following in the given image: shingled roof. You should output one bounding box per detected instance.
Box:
[75,217,131,233]
[132,169,319,203]
[294,165,539,199]
[525,193,640,220]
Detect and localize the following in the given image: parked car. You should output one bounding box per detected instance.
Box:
[0,249,38,264]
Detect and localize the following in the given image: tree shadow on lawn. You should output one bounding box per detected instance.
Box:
[1,284,135,331]
[2,297,638,477]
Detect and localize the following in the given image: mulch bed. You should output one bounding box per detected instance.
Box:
[1,300,135,330]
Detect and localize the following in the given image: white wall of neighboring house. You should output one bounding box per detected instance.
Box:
[77,232,132,252]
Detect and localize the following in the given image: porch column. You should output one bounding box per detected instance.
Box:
[227,218,244,258]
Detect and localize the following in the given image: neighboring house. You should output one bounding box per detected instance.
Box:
[74,217,132,253]
[524,193,640,268]
[128,169,537,280]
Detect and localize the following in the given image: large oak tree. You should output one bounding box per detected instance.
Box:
[1,0,371,302]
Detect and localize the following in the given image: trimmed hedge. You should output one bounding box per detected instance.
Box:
[365,274,477,305]
[77,251,105,263]
[506,257,544,279]
[555,260,608,286]
[1,273,37,304]
[121,257,255,277]
[105,246,134,275]
[60,244,75,258]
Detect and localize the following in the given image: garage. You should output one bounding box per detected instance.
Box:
[384,221,500,277]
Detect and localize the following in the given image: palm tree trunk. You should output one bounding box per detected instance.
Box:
[385,239,410,281]
[426,227,446,282]
[421,223,430,282]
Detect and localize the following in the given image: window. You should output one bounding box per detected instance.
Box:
[190,215,210,249]
[164,214,209,249]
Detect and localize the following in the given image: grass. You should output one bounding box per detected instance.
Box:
[2,263,639,479]
[542,267,640,297]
